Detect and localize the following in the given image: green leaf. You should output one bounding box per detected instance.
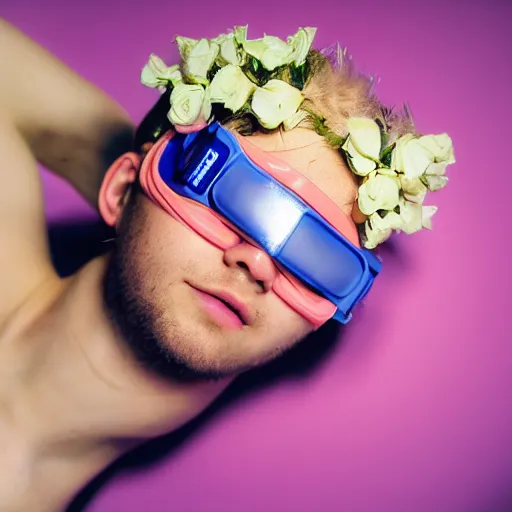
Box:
[306,110,345,148]
[208,63,222,82]
[380,143,395,167]
[183,73,209,87]
[242,57,271,86]
[289,61,310,90]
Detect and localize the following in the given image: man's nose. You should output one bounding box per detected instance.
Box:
[223,241,278,292]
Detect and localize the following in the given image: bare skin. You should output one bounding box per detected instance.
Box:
[0,20,358,511]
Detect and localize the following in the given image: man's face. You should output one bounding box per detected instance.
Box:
[103,127,358,383]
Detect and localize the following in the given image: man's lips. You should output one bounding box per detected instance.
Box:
[188,284,253,327]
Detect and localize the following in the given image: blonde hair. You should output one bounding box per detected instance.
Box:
[302,49,382,135]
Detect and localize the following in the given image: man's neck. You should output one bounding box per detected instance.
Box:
[0,255,233,508]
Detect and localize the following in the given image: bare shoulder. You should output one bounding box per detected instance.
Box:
[0,120,56,321]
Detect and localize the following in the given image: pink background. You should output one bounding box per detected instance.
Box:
[2,1,511,511]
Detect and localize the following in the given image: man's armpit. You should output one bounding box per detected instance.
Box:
[0,119,56,318]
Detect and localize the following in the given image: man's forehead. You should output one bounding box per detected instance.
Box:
[242,128,358,215]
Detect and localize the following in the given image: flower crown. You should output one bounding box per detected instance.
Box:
[140,25,455,249]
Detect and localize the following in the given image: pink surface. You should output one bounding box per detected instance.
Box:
[3,1,511,511]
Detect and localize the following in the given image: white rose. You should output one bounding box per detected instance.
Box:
[421,205,438,230]
[141,54,182,88]
[209,65,256,112]
[342,117,382,176]
[283,109,308,131]
[168,82,211,126]
[347,117,382,160]
[423,174,449,192]
[243,35,293,71]
[212,33,243,66]
[377,167,399,177]
[392,132,455,178]
[398,198,438,234]
[364,218,392,249]
[287,27,317,66]
[220,36,241,65]
[363,209,406,249]
[343,140,377,175]
[182,38,219,83]
[233,25,248,44]
[251,79,304,129]
[375,211,403,230]
[399,176,427,204]
[422,161,449,191]
[357,174,400,216]
[175,36,198,59]
[419,133,455,165]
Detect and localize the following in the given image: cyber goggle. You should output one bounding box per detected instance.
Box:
[136,122,381,328]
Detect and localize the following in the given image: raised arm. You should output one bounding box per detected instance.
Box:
[0,20,134,315]
[0,19,134,206]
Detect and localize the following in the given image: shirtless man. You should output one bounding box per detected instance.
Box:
[0,20,453,511]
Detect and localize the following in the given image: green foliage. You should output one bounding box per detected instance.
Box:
[307,110,345,148]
